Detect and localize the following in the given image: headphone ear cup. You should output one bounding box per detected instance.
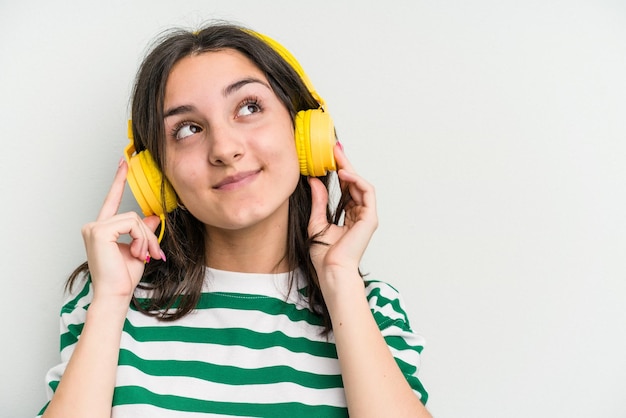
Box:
[294,109,337,177]
[126,149,178,217]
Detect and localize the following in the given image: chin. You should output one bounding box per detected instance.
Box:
[207,203,289,232]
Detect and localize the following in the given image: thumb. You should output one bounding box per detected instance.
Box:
[307,177,329,236]
[143,215,165,261]
[143,215,162,234]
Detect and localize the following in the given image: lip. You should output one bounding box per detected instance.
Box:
[213,169,261,190]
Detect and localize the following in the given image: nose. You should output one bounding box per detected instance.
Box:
[208,124,244,166]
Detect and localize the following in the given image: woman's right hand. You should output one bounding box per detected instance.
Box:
[42,159,164,418]
[80,159,164,302]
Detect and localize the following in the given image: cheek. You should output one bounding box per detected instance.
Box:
[164,157,198,197]
[283,147,303,193]
[270,137,300,177]
[276,123,299,165]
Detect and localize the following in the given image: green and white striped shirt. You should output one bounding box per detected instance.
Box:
[39,268,427,417]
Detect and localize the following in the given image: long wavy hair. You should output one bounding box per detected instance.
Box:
[68,23,350,333]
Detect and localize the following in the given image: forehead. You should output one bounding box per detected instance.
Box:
[165,49,265,97]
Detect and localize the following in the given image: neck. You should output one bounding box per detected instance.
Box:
[204,210,291,274]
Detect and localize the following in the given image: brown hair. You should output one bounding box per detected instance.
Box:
[68,22,350,333]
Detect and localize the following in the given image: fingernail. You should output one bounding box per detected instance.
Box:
[118,157,125,167]
[145,253,151,264]
[159,250,167,262]
[337,141,344,151]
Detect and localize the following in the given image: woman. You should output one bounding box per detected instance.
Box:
[39,23,430,417]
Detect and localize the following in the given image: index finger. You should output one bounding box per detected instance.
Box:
[96,159,128,221]
[333,143,356,174]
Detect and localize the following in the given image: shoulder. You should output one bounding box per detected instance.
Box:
[364,280,413,332]
[61,273,93,315]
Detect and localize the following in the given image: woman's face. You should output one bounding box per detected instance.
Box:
[162,49,300,235]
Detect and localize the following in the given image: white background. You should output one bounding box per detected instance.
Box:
[1,1,625,417]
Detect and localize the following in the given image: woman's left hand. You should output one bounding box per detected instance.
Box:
[308,145,430,418]
[308,143,378,281]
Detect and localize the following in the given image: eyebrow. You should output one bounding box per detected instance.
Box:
[163,77,271,120]
[163,104,195,119]
[223,77,271,97]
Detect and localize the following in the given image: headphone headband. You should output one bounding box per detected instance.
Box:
[245,30,326,109]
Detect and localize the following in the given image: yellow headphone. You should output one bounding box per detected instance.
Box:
[124,30,336,241]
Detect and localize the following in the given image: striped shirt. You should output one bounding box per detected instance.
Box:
[39,268,427,417]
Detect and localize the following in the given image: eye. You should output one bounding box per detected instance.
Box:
[173,122,202,140]
[236,98,262,117]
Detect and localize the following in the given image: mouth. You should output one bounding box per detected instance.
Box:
[213,169,261,190]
